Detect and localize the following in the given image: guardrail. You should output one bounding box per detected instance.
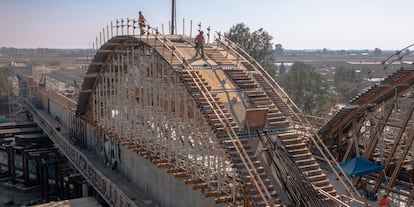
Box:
[24,99,138,207]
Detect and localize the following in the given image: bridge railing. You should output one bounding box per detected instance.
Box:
[24,99,138,207]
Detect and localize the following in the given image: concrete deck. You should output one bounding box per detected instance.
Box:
[31,197,101,207]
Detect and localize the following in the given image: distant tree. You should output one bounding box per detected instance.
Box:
[0,72,8,97]
[373,48,382,57]
[226,23,277,77]
[279,62,286,74]
[285,62,329,115]
[275,43,284,57]
[226,23,252,50]
[334,66,358,102]
[337,80,359,102]
[334,66,356,88]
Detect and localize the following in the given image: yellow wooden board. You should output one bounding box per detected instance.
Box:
[198,69,236,90]
[217,91,241,105]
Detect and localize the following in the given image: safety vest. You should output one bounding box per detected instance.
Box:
[139,15,145,24]
[195,34,204,44]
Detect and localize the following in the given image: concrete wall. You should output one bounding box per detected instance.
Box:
[117,144,222,207]
[40,93,225,207]
[39,95,70,130]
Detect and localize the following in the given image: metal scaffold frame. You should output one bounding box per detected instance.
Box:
[318,45,414,206]
[213,32,360,201]
[68,17,348,206]
[28,16,385,206]
[88,41,242,203]
[18,14,414,207]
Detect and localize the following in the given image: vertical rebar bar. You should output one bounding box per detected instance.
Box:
[132,20,135,36]
[103,28,105,43]
[126,18,130,36]
[190,20,192,37]
[107,24,110,40]
[182,18,185,36]
[206,26,211,44]
[111,21,114,37]
[171,0,176,35]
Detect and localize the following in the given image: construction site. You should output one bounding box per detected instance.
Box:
[1,12,414,207]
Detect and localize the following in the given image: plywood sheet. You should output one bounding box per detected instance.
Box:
[216,91,240,105]
[198,69,236,90]
[244,108,268,129]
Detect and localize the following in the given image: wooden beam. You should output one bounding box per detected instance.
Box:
[385,124,414,193]
[327,71,414,140]
[365,103,395,160]
[405,185,414,206]
[373,102,414,192]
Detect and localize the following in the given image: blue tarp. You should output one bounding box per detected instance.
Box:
[335,157,384,178]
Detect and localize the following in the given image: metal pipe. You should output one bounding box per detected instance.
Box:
[127,18,130,36]
[171,0,176,35]
[183,18,185,35]
[111,21,113,37]
[121,18,124,36]
[190,20,192,37]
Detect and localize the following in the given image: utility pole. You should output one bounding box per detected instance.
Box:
[171,0,176,35]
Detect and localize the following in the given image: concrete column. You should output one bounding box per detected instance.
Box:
[73,181,81,198]
[54,160,60,198]
[22,151,29,185]
[82,182,89,197]
[64,176,70,199]
[39,161,45,200]
[35,159,41,184]
[40,162,49,202]
[58,170,65,199]
[7,146,15,184]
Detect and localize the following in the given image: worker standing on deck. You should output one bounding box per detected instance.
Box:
[357,179,367,193]
[138,11,146,35]
[55,121,61,132]
[54,115,61,131]
[378,194,390,207]
[194,31,205,58]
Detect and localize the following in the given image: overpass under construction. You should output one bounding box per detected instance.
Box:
[5,19,414,207]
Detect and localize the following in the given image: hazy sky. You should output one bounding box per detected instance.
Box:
[1,0,413,50]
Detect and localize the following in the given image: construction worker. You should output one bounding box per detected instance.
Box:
[55,121,61,132]
[357,179,367,193]
[138,11,146,35]
[194,31,205,58]
[378,194,391,207]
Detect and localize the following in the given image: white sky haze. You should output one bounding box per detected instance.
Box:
[1,0,413,50]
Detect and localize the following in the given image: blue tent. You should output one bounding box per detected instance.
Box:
[335,157,384,178]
